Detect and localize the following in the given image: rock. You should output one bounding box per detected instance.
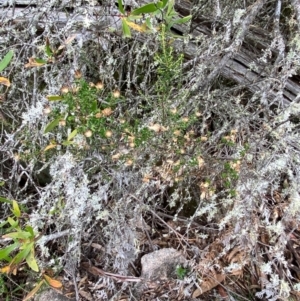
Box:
[133,248,188,298]
[141,248,187,281]
[35,289,75,301]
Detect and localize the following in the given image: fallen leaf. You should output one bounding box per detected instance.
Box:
[23,280,45,301]
[43,274,63,289]
[0,265,11,274]
[79,290,93,301]
[25,57,47,68]
[0,77,10,86]
[125,20,148,33]
[192,273,225,298]
[57,34,77,51]
[44,144,57,152]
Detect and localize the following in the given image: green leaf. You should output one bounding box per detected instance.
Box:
[11,244,32,265]
[25,225,35,238]
[0,220,8,228]
[145,17,153,30]
[44,116,61,134]
[3,231,32,240]
[0,242,20,262]
[0,181,5,186]
[7,217,18,228]
[61,141,73,146]
[118,0,125,14]
[0,196,12,204]
[91,100,97,112]
[172,15,192,25]
[131,2,163,16]
[12,200,21,218]
[26,249,39,272]
[67,129,78,141]
[167,0,175,16]
[122,18,132,38]
[35,58,47,64]
[0,50,13,73]
[162,0,168,8]
[45,38,53,57]
[127,15,143,21]
[46,95,63,101]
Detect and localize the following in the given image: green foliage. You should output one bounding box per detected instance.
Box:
[0,200,39,273]
[0,274,8,298]
[43,80,156,156]
[0,50,13,86]
[117,0,191,37]
[176,265,188,279]
[221,161,239,189]
[155,24,184,123]
[0,50,13,72]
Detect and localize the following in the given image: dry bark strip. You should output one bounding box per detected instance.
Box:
[0,0,299,107]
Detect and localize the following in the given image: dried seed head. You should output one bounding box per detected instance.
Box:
[71,86,79,93]
[113,90,120,98]
[166,159,174,165]
[14,153,20,161]
[197,156,205,168]
[102,107,113,116]
[142,174,151,182]
[148,123,168,132]
[125,159,133,166]
[112,153,120,161]
[173,130,181,136]
[89,82,95,87]
[84,129,93,137]
[96,82,104,89]
[60,86,69,94]
[43,106,51,114]
[128,136,135,143]
[105,130,113,138]
[148,123,161,132]
[59,120,66,126]
[74,70,82,79]
[174,160,181,166]
[184,133,190,141]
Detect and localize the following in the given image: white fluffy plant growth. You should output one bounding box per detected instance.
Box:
[31,152,103,269]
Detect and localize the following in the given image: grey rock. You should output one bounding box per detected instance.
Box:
[35,289,75,301]
[141,248,187,281]
[133,248,188,298]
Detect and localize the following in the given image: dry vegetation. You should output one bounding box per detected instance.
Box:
[1,0,300,300]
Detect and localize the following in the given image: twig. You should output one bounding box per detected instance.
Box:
[81,262,142,283]
[37,229,70,244]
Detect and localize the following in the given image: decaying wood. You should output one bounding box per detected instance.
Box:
[0,0,299,107]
